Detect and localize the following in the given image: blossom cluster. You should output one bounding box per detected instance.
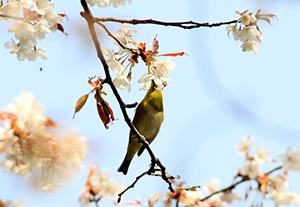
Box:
[235,137,300,206]
[79,163,124,205]
[86,0,132,8]
[102,24,181,91]
[0,0,66,61]
[128,178,241,207]
[226,10,277,53]
[127,137,300,207]
[0,92,88,191]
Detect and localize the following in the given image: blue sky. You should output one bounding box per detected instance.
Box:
[1,0,300,206]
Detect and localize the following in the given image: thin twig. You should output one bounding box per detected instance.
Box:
[94,17,239,29]
[117,169,178,203]
[117,170,149,203]
[201,166,282,201]
[95,21,138,57]
[175,185,201,191]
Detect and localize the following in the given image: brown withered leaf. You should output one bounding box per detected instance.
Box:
[95,92,115,129]
[73,94,89,119]
[57,23,68,36]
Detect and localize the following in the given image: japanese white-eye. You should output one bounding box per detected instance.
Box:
[118,80,164,175]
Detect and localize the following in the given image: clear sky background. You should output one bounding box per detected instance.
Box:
[1,0,300,207]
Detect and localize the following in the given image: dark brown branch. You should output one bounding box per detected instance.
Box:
[125,102,138,108]
[201,166,282,201]
[95,21,126,50]
[80,0,175,198]
[94,17,239,29]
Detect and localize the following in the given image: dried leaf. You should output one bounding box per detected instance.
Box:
[95,92,115,129]
[73,94,89,119]
[57,23,68,36]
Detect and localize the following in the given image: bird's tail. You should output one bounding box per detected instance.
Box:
[117,157,132,175]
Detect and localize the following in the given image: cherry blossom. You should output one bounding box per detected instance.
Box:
[113,74,131,92]
[180,191,204,206]
[240,159,260,179]
[225,25,240,41]
[254,146,272,164]
[235,137,254,156]
[1,0,66,61]
[33,0,55,15]
[271,190,300,206]
[0,1,21,20]
[219,191,242,204]
[239,26,262,43]
[226,9,276,53]
[278,146,300,172]
[255,9,278,24]
[8,21,35,40]
[241,40,260,53]
[203,178,220,194]
[240,10,257,25]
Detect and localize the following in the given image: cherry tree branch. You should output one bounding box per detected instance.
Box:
[201,166,282,201]
[118,169,180,203]
[94,17,239,29]
[80,0,175,197]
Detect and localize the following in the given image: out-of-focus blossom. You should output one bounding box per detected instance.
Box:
[254,146,272,164]
[0,92,88,191]
[271,190,300,206]
[87,0,132,8]
[0,198,24,207]
[80,164,124,205]
[278,146,300,172]
[235,137,254,156]
[272,174,289,192]
[180,190,204,206]
[240,160,260,179]
[203,178,220,194]
[219,191,242,204]
[148,193,162,207]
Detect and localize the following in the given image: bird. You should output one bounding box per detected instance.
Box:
[118,80,164,175]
